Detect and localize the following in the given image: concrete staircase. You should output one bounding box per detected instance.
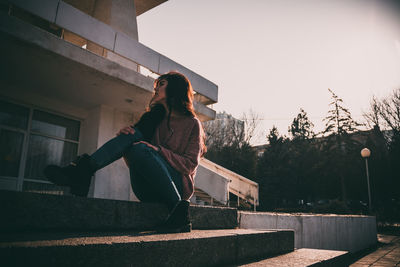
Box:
[0,190,349,266]
[192,187,224,206]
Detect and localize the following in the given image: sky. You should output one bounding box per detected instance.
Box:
[137,0,400,145]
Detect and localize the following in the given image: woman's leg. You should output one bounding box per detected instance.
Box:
[125,143,182,211]
[125,143,191,233]
[90,127,143,170]
[44,128,144,196]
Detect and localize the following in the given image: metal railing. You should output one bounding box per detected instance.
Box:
[199,158,259,210]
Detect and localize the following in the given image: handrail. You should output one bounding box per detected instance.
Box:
[6,0,218,104]
[200,158,259,206]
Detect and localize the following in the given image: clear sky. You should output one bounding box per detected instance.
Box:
[137,0,400,144]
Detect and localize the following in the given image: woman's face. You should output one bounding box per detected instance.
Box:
[151,79,168,105]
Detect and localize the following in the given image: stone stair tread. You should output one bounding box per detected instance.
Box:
[0,229,294,267]
[239,248,349,267]
[1,190,238,231]
[0,229,280,248]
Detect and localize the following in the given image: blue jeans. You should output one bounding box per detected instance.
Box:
[90,128,182,210]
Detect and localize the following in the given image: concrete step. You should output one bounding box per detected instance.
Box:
[1,190,237,232]
[238,248,349,267]
[192,187,224,206]
[0,229,294,267]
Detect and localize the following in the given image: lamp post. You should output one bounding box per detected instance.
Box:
[361,148,372,213]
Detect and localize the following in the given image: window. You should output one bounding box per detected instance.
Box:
[25,110,80,181]
[0,100,28,178]
[0,100,80,192]
[0,129,24,177]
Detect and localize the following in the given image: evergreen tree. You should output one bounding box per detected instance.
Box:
[322,89,362,202]
[289,108,315,140]
[287,109,318,203]
[257,127,293,210]
[323,89,361,136]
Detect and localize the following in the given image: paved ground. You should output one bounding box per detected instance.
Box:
[351,234,400,266]
[239,248,348,266]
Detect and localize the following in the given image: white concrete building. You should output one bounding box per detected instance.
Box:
[0,0,258,206]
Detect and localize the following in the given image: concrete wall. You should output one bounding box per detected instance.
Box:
[239,211,377,253]
[194,164,230,205]
[198,158,259,206]
[83,105,140,201]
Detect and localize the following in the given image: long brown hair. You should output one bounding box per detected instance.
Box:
[156,71,195,117]
[154,71,206,155]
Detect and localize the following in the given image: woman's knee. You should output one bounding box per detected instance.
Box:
[127,143,152,162]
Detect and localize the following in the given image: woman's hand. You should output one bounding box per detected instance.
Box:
[117,126,135,136]
[134,141,160,152]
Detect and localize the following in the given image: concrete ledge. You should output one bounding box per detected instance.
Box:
[56,1,116,51]
[193,101,217,122]
[5,1,219,103]
[114,31,161,73]
[0,12,216,120]
[239,248,349,267]
[8,0,59,23]
[1,190,237,232]
[191,204,237,230]
[0,229,294,267]
[239,211,377,253]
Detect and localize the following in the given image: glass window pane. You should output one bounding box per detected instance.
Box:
[24,135,78,180]
[0,129,24,177]
[31,110,80,141]
[0,100,29,129]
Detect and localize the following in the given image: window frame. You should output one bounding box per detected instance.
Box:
[0,99,81,191]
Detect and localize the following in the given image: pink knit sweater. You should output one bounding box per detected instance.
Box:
[152,115,203,200]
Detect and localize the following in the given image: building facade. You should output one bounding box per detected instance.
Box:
[0,0,218,201]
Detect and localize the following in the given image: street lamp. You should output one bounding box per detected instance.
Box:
[361,148,372,213]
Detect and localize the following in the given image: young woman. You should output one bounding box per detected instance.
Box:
[44,71,206,233]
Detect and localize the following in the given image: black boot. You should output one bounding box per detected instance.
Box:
[134,104,166,142]
[157,200,192,233]
[43,154,96,197]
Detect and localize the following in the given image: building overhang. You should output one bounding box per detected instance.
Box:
[0,12,215,120]
[0,18,153,116]
[135,0,168,16]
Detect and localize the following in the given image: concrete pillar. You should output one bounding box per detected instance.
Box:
[109,0,138,41]
[88,0,138,61]
[63,0,138,40]
[79,105,140,201]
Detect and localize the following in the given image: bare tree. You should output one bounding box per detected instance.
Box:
[202,110,261,179]
[379,89,400,132]
[364,96,381,129]
[364,88,400,133]
[203,112,244,149]
[241,109,262,145]
[204,110,261,149]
